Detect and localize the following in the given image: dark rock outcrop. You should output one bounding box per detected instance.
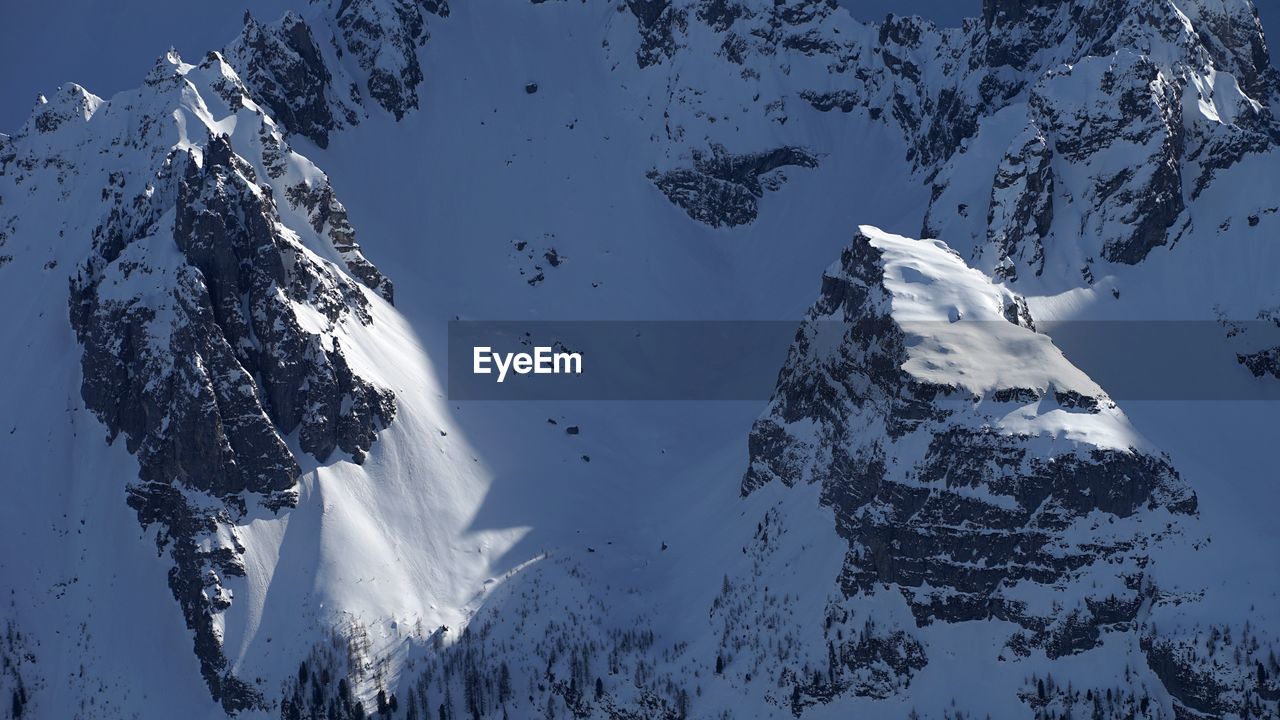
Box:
[1230,308,1280,381]
[650,144,818,227]
[332,0,449,120]
[986,125,1053,280]
[225,11,360,148]
[626,0,687,67]
[286,180,395,303]
[1239,345,1280,379]
[1036,54,1185,265]
[226,0,450,138]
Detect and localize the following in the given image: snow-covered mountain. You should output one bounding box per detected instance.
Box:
[1,0,1278,718]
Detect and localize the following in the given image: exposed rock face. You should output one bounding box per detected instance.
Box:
[613,0,1278,277]
[73,125,395,473]
[1,1,1276,717]
[172,135,394,463]
[225,0,450,142]
[934,0,1277,274]
[986,125,1053,280]
[331,0,449,120]
[1229,308,1280,380]
[68,131,394,711]
[0,48,406,713]
[973,40,1208,276]
[1030,52,1185,266]
[649,145,818,227]
[626,0,685,67]
[981,0,1057,28]
[0,620,38,719]
[1240,345,1280,379]
[286,180,395,303]
[743,228,1198,697]
[26,84,102,135]
[736,227,1280,716]
[600,1,1280,712]
[1180,0,1280,104]
[225,11,360,148]
[784,611,928,712]
[125,483,264,711]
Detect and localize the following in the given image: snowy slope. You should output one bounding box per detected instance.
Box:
[0,43,519,720]
[1,0,1278,718]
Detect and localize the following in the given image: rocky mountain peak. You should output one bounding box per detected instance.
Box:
[0,38,407,711]
[744,228,1198,701]
[2,1,1279,718]
[66,125,396,710]
[20,83,101,136]
[981,0,1056,27]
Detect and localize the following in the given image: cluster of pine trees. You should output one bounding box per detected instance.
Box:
[1018,668,1162,720]
[277,554,703,719]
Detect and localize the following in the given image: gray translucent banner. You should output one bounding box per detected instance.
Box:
[446,320,1280,401]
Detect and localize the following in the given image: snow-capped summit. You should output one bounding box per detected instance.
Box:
[0,41,508,718]
[1,0,1278,718]
[743,227,1209,710]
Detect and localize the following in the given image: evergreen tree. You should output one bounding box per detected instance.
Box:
[405,692,420,720]
[499,662,512,705]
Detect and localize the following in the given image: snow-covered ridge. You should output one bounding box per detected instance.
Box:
[0,0,1278,717]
